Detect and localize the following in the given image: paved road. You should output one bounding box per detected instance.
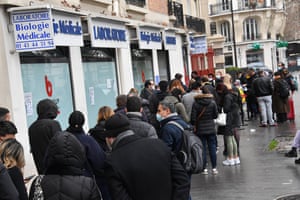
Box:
[191,91,300,200]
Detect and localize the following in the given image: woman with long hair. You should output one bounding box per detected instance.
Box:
[0,138,28,200]
[89,106,115,152]
[219,74,241,166]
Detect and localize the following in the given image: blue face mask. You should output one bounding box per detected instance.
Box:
[156,113,163,122]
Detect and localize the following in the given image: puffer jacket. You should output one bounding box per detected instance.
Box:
[29,131,101,200]
[191,94,218,135]
[126,112,158,138]
[28,99,62,174]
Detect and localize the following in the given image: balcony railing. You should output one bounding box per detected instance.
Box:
[125,0,146,7]
[168,0,184,28]
[243,33,262,41]
[185,15,205,34]
[210,0,276,16]
[210,1,232,15]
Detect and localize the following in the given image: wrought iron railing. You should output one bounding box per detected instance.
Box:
[125,0,146,7]
[168,0,184,28]
[210,0,276,15]
[243,33,262,41]
[185,15,205,33]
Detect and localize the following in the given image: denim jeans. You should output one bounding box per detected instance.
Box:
[199,134,217,169]
[257,95,275,125]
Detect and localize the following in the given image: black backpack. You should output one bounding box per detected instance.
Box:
[277,79,290,98]
[167,121,204,174]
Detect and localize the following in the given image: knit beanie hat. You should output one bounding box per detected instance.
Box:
[0,107,9,121]
[0,121,18,136]
[105,113,130,138]
[67,111,85,133]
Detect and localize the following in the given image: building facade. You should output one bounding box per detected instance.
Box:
[0,0,209,173]
[208,0,286,71]
[284,0,300,71]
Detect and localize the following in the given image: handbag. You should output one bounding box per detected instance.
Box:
[215,109,227,126]
[32,175,44,200]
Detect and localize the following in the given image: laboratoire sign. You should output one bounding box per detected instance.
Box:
[88,17,128,49]
[10,7,83,52]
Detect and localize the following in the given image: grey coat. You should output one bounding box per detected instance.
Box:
[126,112,158,138]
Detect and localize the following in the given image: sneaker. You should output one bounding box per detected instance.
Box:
[212,168,218,175]
[295,158,300,164]
[222,159,235,166]
[269,123,278,127]
[201,168,208,175]
[285,147,297,158]
[234,157,241,165]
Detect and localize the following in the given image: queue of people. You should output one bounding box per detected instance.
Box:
[0,66,298,200]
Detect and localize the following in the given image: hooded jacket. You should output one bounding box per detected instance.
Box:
[191,94,218,135]
[29,99,62,174]
[29,132,101,200]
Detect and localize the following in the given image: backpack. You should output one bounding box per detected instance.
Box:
[277,79,290,98]
[167,121,204,174]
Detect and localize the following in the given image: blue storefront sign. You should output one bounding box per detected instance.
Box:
[89,17,128,49]
[9,7,84,52]
[10,8,55,52]
[190,35,207,55]
[163,30,177,50]
[137,26,162,50]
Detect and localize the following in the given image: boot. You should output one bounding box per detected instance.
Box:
[285,147,297,157]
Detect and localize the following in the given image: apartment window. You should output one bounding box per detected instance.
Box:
[220,21,231,42]
[222,0,230,10]
[243,18,258,40]
[210,22,217,35]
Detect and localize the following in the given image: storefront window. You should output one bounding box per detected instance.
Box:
[20,47,74,129]
[131,44,154,91]
[81,47,118,127]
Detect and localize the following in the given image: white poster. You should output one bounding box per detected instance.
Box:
[24,92,33,116]
[89,87,95,105]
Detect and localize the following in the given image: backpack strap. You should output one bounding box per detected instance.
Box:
[167,121,184,131]
[195,106,207,132]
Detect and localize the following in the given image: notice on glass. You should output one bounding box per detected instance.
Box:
[89,87,95,105]
[24,92,33,116]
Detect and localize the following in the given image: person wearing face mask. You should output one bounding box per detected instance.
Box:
[157,100,190,153]
[104,113,190,200]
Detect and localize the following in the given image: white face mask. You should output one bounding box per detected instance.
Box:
[216,75,221,79]
[156,113,163,122]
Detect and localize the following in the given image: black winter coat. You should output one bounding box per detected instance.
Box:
[29,132,101,200]
[222,89,241,135]
[29,99,62,174]
[0,162,19,200]
[89,120,110,152]
[104,132,190,200]
[191,94,218,135]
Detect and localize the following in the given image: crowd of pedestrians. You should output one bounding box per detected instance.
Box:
[0,63,298,200]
